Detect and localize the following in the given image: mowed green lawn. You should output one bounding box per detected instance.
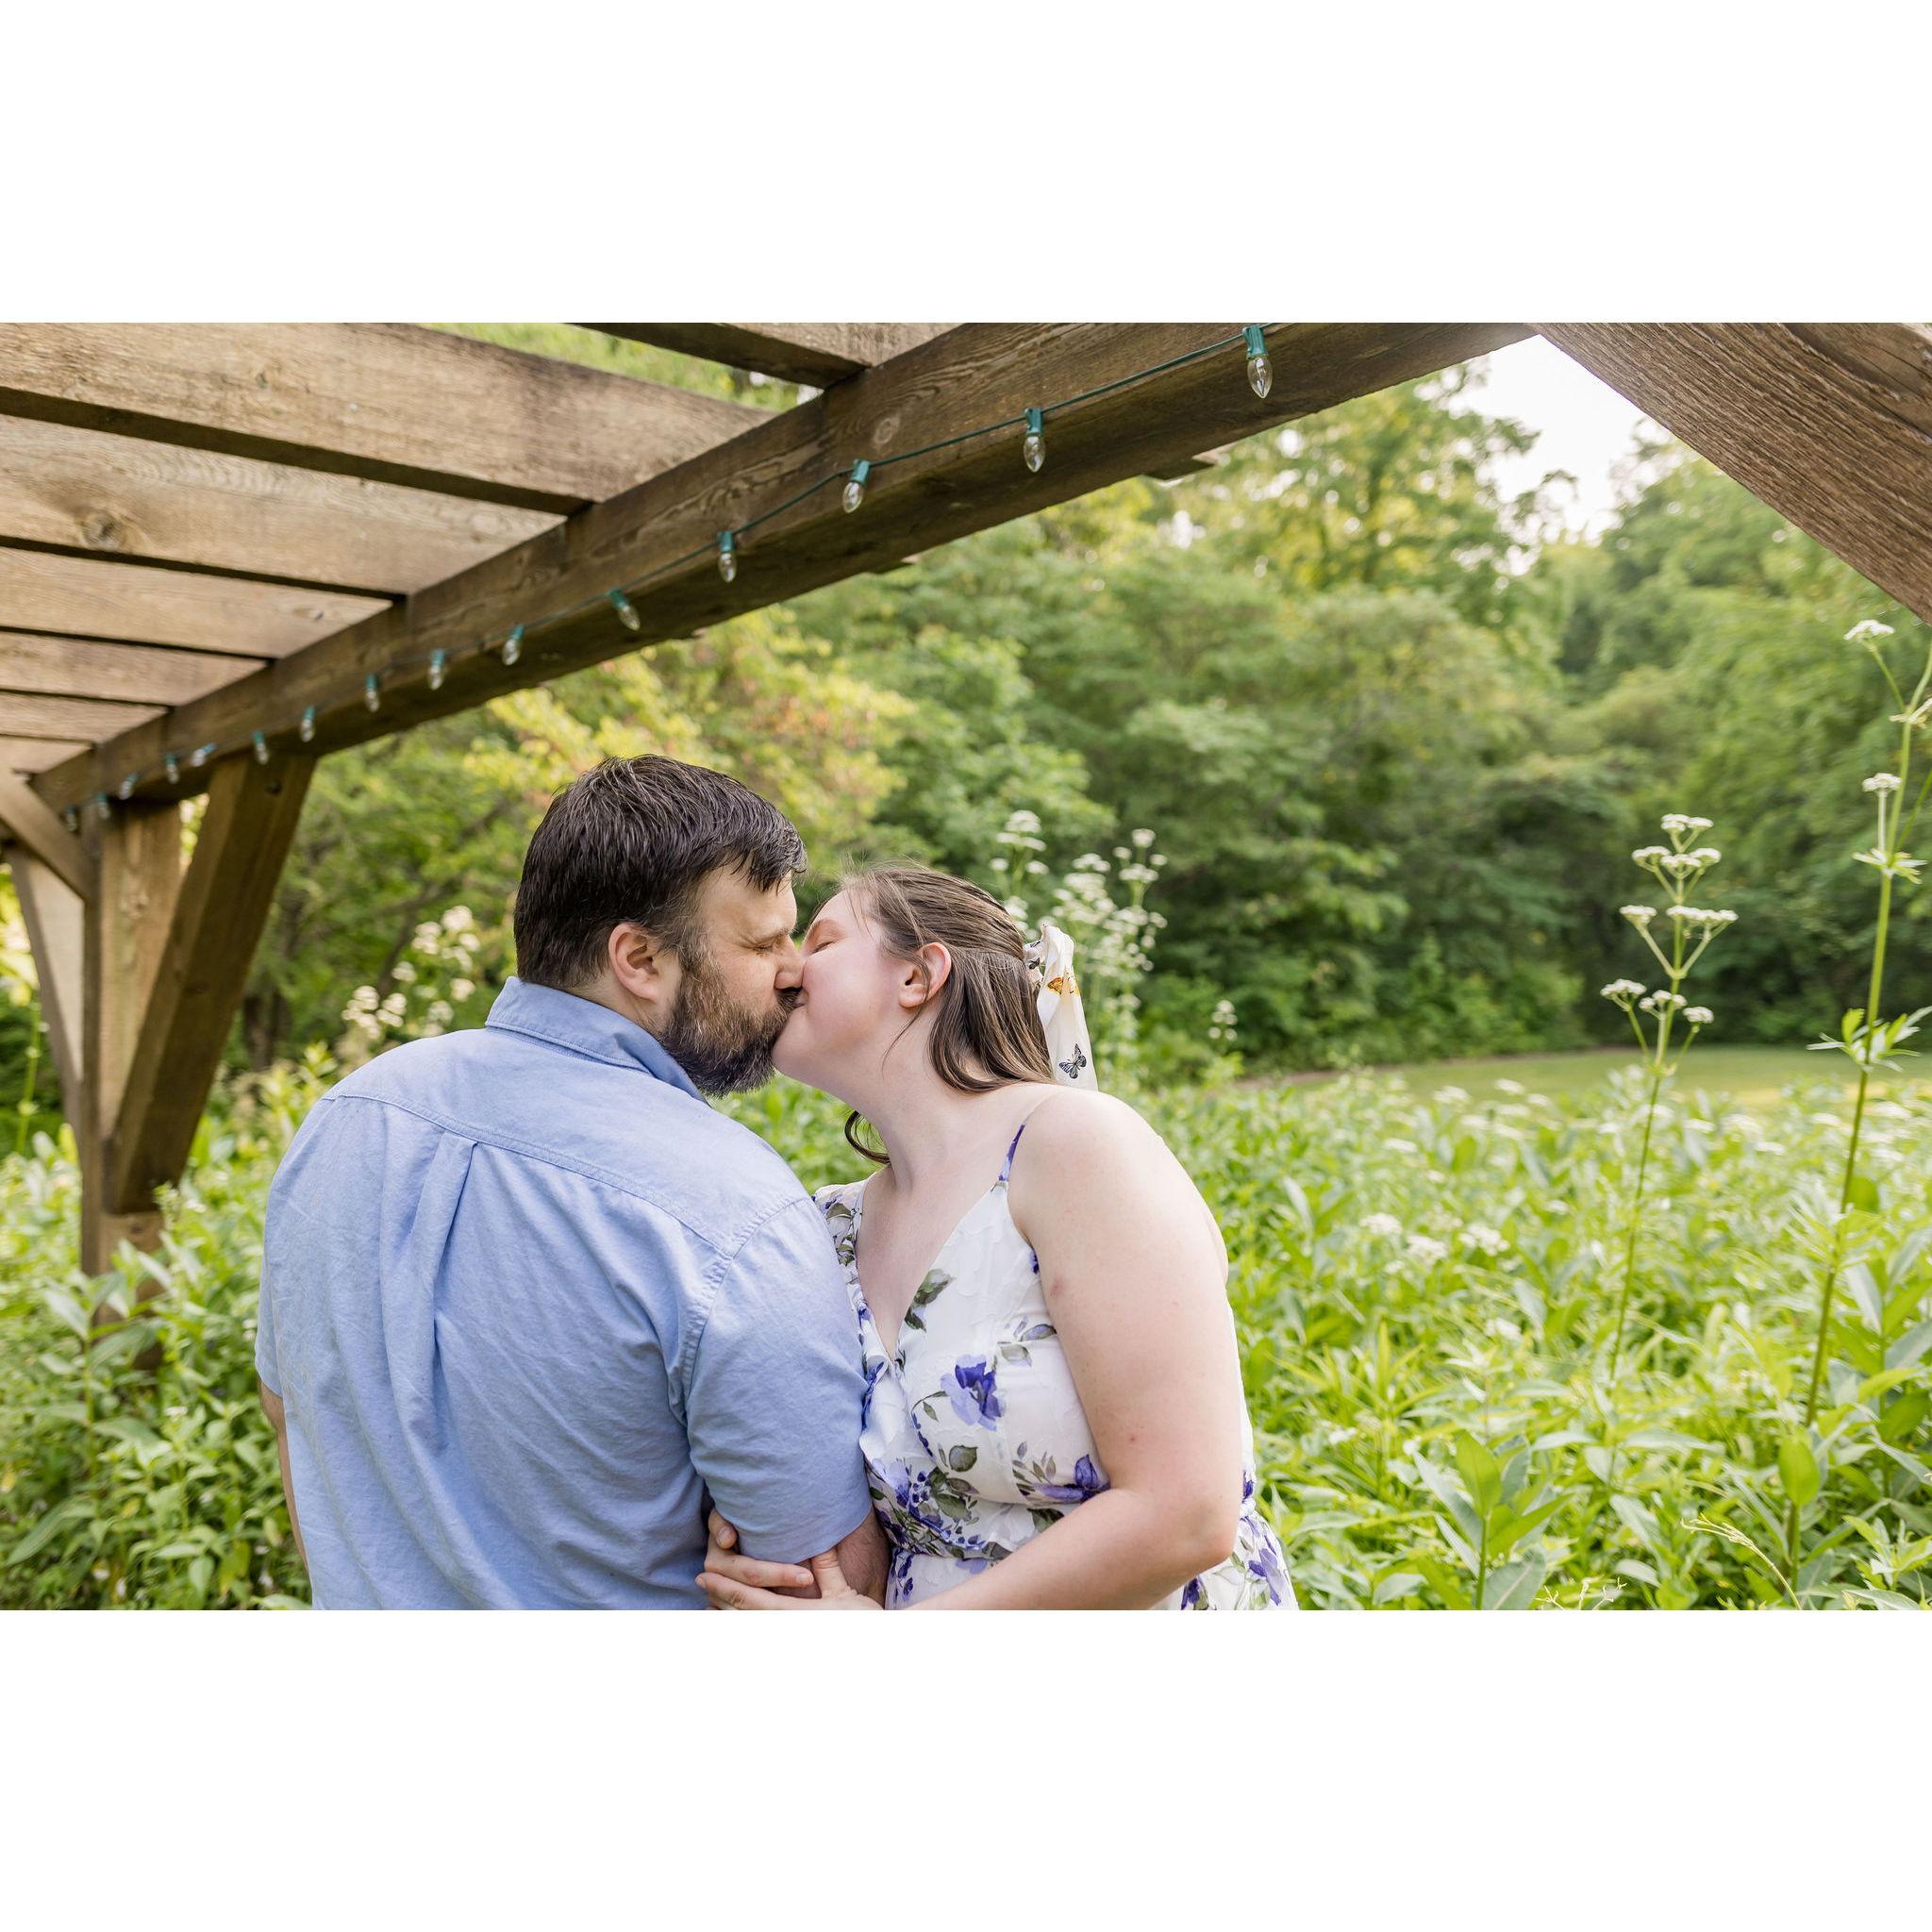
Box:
[1271,1044,1900,1112]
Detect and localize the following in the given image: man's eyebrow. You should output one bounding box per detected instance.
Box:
[749,919,796,947]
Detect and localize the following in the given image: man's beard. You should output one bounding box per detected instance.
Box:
[657,944,796,1096]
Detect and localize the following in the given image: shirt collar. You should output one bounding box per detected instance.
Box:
[484,977,706,1103]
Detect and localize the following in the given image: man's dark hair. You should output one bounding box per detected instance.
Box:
[513,756,807,990]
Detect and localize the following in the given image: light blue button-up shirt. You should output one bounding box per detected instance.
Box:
[257,976,871,1608]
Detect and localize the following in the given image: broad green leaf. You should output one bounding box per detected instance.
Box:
[1453,1435,1503,1515]
[1887,1321,1932,1372]
[1778,1435,1821,1509]
[1482,1550,1546,1610]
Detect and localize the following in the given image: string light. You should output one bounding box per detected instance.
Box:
[42,329,1266,808]
[92,792,110,822]
[63,807,78,832]
[1243,325,1273,400]
[253,731,270,765]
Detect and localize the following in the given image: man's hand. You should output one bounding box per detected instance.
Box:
[698,1546,880,1611]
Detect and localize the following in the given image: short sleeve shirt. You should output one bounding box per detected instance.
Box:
[257,977,872,1607]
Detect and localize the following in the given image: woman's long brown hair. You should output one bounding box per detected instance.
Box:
[839,864,1055,1165]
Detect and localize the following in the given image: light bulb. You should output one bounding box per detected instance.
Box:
[1022,408,1045,474]
[502,625,524,667]
[608,590,641,632]
[63,807,78,832]
[118,774,136,800]
[1243,326,1272,400]
[428,649,447,691]
[843,459,870,514]
[93,793,110,822]
[253,731,270,765]
[165,754,180,786]
[299,707,316,743]
[192,743,212,769]
[716,532,737,584]
[364,675,380,712]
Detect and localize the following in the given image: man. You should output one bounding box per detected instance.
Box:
[256,755,882,1607]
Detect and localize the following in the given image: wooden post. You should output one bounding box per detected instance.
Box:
[79,799,181,1273]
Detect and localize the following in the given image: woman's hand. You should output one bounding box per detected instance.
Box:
[700,1507,816,1602]
[698,1545,880,1611]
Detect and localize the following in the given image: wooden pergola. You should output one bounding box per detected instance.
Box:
[0,321,1927,1271]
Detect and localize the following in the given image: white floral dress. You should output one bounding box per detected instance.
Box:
[814,1122,1294,1610]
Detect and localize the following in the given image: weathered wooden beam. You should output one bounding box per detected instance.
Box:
[110,750,312,1211]
[10,853,84,1110]
[1,735,88,772]
[1537,323,1932,624]
[0,414,560,596]
[0,693,162,742]
[586,324,951,388]
[79,799,181,1271]
[0,549,387,658]
[35,324,1531,816]
[0,631,261,707]
[0,325,772,516]
[0,769,94,897]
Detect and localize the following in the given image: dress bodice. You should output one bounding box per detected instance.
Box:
[813,1121,1293,1610]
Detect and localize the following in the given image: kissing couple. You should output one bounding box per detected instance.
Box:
[257,755,1293,1610]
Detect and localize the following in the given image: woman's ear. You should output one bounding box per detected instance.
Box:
[898,941,952,1010]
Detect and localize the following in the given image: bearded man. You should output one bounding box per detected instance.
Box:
[256,756,881,1608]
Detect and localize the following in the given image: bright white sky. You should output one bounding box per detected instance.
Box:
[1459,336,1663,540]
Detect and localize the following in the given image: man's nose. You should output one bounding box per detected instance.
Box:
[774,941,804,991]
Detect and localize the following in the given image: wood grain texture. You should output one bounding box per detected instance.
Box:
[79,800,180,1270]
[35,323,1530,813]
[0,324,772,514]
[0,413,560,594]
[1538,324,1932,622]
[0,548,387,657]
[0,769,94,896]
[11,853,84,1108]
[0,631,261,706]
[589,324,952,386]
[1,735,88,772]
[109,750,312,1210]
[0,693,163,741]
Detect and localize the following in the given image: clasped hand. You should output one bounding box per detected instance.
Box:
[696,1509,879,1611]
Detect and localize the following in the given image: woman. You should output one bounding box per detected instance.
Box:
[697,864,1292,1610]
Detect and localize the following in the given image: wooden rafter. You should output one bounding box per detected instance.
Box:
[0,549,387,658]
[0,694,162,743]
[0,324,774,515]
[32,323,1531,816]
[10,855,83,1109]
[1,735,88,773]
[0,414,560,596]
[0,768,93,897]
[0,632,260,707]
[587,324,952,387]
[1538,323,1932,625]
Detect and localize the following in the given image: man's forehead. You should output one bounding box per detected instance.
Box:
[702,864,797,930]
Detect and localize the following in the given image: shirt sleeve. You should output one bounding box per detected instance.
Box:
[683,1193,873,1565]
[254,1228,282,1399]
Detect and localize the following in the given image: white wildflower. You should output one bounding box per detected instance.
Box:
[1621,905,1657,925]
[1131,828,1156,848]
[1863,772,1902,793]
[1406,1235,1449,1266]
[1689,847,1721,866]
[451,978,475,1001]
[1494,1078,1525,1095]
[1433,1085,1469,1104]
[1683,815,1713,832]
[1684,1007,1713,1025]
[1461,1224,1507,1256]
[391,960,418,983]
[1845,620,1895,645]
[1361,1212,1403,1240]
[1632,844,1668,864]
[1661,853,1699,876]
[1600,978,1645,1005]
[1660,813,1693,834]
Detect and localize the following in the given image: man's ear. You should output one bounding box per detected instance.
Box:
[608,921,675,1008]
[898,941,952,1010]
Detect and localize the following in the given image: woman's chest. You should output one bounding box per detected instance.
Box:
[865,1197,1108,1516]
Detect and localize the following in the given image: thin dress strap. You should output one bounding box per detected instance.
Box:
[998,1096,1058,1186]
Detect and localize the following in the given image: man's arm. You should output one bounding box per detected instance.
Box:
[258,1377,308,1574]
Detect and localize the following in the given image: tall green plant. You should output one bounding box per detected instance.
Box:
[1599,814,1736,1374]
